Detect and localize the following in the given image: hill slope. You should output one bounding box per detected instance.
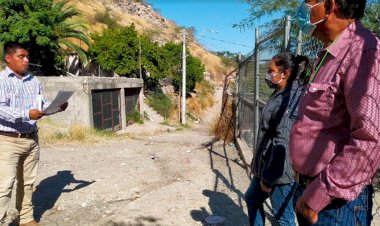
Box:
[68,0,228,82]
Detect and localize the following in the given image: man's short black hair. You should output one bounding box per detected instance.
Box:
[335,0,367,19]
[3,42,28,56]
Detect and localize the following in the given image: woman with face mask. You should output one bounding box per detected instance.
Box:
[245,52,310,226]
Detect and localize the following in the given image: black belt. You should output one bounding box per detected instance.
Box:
[0,131,36,139]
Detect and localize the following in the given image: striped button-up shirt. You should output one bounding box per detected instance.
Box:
[289,21,380,211]
[0,67,47,134]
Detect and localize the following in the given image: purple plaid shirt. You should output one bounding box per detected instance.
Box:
[0,67,48,134]
[289,21,380,211]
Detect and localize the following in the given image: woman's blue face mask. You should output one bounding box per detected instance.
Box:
[297,1,326,36]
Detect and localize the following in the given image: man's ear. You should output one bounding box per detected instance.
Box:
[4,54,10,64]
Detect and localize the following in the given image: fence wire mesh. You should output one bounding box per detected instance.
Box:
[236,2,380,224]
[236,55,255,148]
[363,0,380,36]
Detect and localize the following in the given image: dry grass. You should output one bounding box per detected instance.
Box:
[65,0,107,34]
[168,97,180,121]
[187,98,203,118]
[164,81,215,123]
[187,81,216,119]
[209,96,235,143]
[188,43,227,83]
[38,118,131,145]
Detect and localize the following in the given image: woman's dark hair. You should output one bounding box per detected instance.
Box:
[334,0,366,19]
[272,52,310,84]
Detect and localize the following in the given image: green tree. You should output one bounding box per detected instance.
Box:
[0,0,90,75]
[53,0,90,66]
[161,42,182,78]
[140,35,166,79]
[235,0,298,29]
[234,1,300,54]
[185,55,205,94]
[142,40,205,94]
[91,24,139,76]
[170,49,205,94]
[90,25,204,93]
[214,51,239,73]
[141,41,180,91]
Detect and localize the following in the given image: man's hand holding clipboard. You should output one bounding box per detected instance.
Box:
[44,91,74,116]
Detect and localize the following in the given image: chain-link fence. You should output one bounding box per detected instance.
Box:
[236,55,255,149]
[236,2,380,224]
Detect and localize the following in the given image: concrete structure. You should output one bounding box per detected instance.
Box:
[38,76,144,130]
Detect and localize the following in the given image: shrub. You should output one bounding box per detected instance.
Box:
[187,80,215,118]
[126,110,144,125]
[146,91,174,120]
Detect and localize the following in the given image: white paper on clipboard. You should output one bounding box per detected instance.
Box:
[35,94,43,111]
[45,91,74,115]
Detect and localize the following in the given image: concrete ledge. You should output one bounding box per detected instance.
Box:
[235,137,253,174]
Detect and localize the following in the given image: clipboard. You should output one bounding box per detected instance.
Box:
[45,91,74,115]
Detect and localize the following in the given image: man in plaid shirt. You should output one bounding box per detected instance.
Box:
[290,0,380,225]
[0,42,67,226]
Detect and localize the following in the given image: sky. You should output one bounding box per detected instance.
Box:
[146,0,260,55]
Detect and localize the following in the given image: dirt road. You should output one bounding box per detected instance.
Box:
[7,85,380,226]
[6,86,380,226]
[33,88,251,226]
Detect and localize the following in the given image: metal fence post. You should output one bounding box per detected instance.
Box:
[284,16,291,51]
[254,28,260,150]
[296,30,303,56]
[235,66,241,138]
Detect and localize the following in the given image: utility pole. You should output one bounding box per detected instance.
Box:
[138,36,142,79]
[181,29,187,125]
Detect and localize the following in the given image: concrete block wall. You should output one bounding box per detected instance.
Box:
[38,76,144,129]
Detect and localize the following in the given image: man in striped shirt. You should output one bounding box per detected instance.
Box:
[290,0,380,225]
[0,42,67,226]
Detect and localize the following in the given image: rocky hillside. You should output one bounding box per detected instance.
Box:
[68,0,228,83]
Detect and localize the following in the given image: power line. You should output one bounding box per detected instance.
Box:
[187,34,231,52]
[137,28,251,53]
[196,34,254,48]
[197,39,228,52]
[135,28,251,52]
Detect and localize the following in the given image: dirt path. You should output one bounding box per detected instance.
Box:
[34,87,251,226]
